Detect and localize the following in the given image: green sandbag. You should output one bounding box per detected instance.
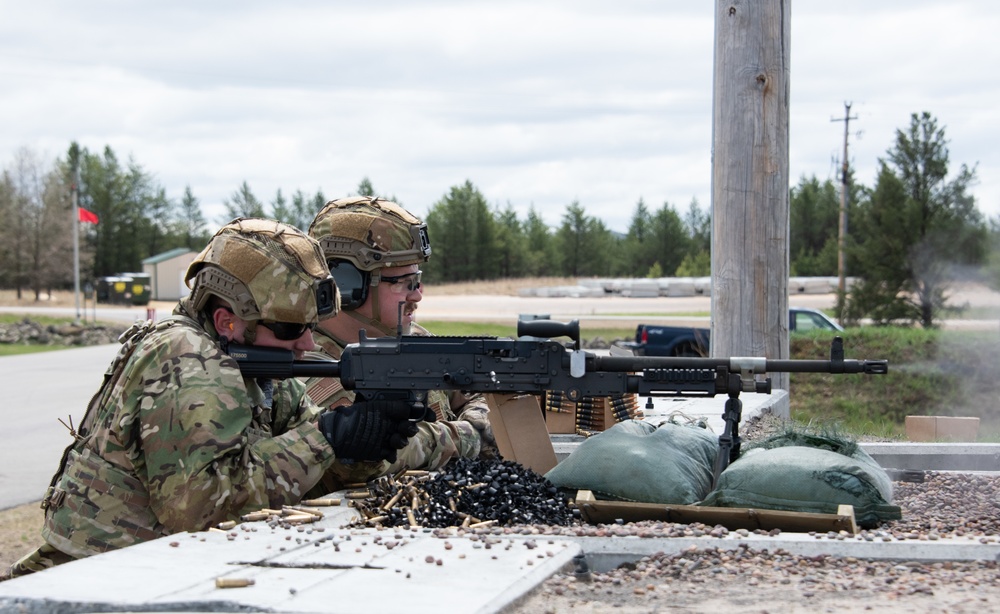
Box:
[544,419,718,504]
[700,444,901,528]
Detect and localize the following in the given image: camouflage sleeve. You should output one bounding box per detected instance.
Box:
[386,419,481,473]
[123,327,335,531]
[450,391,490,421]
[450,392,498,458]
[272,377,324,430]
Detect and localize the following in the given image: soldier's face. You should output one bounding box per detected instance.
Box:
[217,306,316,358]
[369,263,423,333]
[252,322,317,357]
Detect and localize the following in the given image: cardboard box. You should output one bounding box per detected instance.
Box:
[544,408,577,434]
[905,416,980,442]
[487,393,558,474]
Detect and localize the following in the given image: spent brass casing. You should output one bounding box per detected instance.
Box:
[216,577,255,589]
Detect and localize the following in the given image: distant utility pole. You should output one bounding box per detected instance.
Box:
[831,102,858,300]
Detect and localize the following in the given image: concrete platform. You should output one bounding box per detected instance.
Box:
[862,442,1000,472]
[0,504,581,614]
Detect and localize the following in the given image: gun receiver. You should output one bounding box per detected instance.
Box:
[229,319,887,479]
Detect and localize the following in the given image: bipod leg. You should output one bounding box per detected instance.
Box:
[712,385,744,483]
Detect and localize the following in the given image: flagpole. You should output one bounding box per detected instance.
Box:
[72,162,81,323]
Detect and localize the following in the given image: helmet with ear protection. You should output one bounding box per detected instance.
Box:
[308,196,430,310]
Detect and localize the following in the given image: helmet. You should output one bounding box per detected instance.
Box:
[186,218,338,339]
[308,196,430,311]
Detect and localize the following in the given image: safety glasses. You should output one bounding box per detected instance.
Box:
[379,270,422,294]
[258,320,317,341]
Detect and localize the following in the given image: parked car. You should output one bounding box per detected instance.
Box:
[623,307,843,357]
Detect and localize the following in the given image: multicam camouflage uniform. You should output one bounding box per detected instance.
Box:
[304,323,490,474]
[9,219,346,577]
[304,196,496,473]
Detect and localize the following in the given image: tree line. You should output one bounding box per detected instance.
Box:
[1,112,995,327]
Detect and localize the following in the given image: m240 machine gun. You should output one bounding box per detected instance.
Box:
[230,319,887,478]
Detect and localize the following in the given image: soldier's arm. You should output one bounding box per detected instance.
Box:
[130,330,335,532]
[447,390,489,419]
[448,391,497,457]
[386,419,481,473]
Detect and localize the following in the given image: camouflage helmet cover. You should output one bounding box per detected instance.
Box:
[308,196,431,271]
[186,218,338,324]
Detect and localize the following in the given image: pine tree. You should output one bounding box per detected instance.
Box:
[846,112,987,327]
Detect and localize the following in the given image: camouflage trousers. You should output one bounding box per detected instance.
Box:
[6,542,75,580]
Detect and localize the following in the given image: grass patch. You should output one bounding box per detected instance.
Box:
[789,327,1000,440]
[0,314,78,326]
[417,321,519,337]
[602,311,710,318]
[418,320,635,343]
[0,344,69,356]
[1,315,90,356]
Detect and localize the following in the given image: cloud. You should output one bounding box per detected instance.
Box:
[2,1,999,234]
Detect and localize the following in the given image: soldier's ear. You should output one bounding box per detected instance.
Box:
[213,306,237,339]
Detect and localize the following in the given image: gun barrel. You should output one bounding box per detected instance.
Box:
[288,361,342,378]
[764,358,888,375]
[591,354,888,376]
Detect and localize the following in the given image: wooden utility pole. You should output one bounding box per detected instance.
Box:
[832,102,858,301]
[711,0,791,399]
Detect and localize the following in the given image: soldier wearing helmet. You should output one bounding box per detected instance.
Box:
[9,218,421,578]
[305,196,498,472]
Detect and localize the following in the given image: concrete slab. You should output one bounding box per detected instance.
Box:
[0,507,581,614]
[567,531,1000,572]
[861,442,1000,472]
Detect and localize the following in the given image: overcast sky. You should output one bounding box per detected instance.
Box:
[3,1,999,234]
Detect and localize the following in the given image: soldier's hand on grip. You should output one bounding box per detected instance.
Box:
[318,400,421,463]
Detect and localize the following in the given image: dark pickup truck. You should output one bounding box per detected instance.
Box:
[623,307,843,357]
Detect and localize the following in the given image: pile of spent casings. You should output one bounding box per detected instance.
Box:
[353,458,577,529]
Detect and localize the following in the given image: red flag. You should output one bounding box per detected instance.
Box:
[78,207,99,225]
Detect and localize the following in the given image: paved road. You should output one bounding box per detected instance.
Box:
[1,344,121,509]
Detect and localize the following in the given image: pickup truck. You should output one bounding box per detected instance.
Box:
[623,307,843,357]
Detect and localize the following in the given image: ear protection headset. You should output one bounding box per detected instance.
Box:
[328,259,369,311]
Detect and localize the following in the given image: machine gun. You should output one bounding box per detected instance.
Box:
[229,319,887,478]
